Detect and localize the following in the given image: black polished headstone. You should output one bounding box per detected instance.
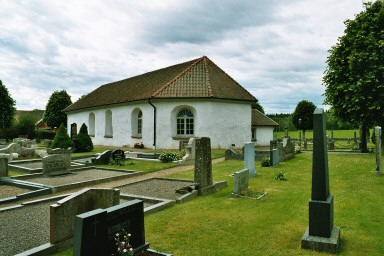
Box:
[111,149,125,160]
[92,150,112,164]
[73,200,148,256]
[74,209,108,256]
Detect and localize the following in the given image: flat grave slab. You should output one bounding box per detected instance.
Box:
[12,168,139,192]
[116,178,196,201]
[9,159,85,174]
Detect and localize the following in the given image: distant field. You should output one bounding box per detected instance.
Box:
[275,129,360,139]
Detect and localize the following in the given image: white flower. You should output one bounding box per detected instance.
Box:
[116,233,119,237]
[128,233,131,237]
[123,249,127,253]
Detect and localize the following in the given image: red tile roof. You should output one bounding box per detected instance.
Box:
[64,56,256,112]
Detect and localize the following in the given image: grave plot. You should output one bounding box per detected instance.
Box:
[116,178,197,201]
[8,159,85,174]
[13,167,141,192]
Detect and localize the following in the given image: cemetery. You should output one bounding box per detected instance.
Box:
[0,113,382,255]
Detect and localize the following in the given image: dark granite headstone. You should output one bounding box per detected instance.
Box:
[111,149,125,160]
[73,199,148,256]
[74,209,108,256]
[194,137,213,194]
[302,108,340,253]
[92,150,112,165]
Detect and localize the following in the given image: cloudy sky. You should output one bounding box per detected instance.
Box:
[0,0,365,113]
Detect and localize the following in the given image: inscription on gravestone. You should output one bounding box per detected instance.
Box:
[42,154,70,176]
[111,149,125,160]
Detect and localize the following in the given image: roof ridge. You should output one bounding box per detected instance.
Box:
[152,56,205,98]
[203,56,214,97]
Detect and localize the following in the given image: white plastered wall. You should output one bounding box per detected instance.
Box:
[255,126,275,146]
[67,99,252,149]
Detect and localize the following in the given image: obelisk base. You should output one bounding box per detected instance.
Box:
[301,226,340,253]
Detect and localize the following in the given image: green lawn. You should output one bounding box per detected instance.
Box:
[54,152,384,256]
[275,129,360,139]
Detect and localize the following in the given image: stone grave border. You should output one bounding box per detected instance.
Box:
[8,159,86,174]
[11,167,143,193]
[115,177,200,206]
[0,178,52,205]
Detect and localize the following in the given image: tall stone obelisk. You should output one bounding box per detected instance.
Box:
[301,108,340,253]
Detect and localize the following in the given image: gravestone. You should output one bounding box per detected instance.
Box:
[74,199,149,256]
[0,154,9,177]
[42,154,70,176]
[51,188,120,244]
[111,149,125,160]
[92,150,112,165]
[194,137,213,194]
[232,169,250,197]
[71,123,78,139]
[48,147,72,169]
[244,142,256,177]
[0,139,6,145]
[270,149,280,166]
[302,108,340,253]
[375,126,382,176]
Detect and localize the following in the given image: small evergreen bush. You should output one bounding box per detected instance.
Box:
[51,123,74,149]
[159,152,181,163]
[73,123,93,152]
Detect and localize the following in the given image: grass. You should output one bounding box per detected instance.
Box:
[275,129,361,139]
[53,152,384,256]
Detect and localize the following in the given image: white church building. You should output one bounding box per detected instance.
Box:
[64,56,259,149]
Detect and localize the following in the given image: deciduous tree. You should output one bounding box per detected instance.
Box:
[292,100,316,139]
[0,80,16,129]
[44,90,72,128]
[323,1,384,152]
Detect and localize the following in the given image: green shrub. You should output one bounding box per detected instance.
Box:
[274,171,288,181]
[261,157,271,167]
[159,152,181,163]
[51,124,73,149]
[73,123,93,152]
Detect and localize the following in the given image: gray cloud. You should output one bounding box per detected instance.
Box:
[0,0,364,112]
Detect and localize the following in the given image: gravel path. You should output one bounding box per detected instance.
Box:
[0,200,54,256]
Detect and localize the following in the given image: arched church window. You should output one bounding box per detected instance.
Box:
[177,109,194,135]
[137,110,143,135]
[105,110,113,137]
[89,112,95,136]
